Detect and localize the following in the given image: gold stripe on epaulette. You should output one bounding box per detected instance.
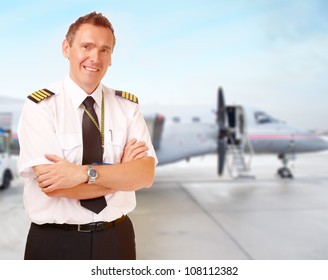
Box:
[115,90,138,104]
[28,88,55,103]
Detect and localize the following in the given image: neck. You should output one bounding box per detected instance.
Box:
[69,75,100,94]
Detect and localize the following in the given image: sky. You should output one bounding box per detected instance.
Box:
[1,0,328,130]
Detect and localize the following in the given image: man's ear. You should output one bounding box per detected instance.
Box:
[62,39,70,59]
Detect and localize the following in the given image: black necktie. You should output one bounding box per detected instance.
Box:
[80,96,107,213]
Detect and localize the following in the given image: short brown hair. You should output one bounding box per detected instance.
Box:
[65,11,116,47]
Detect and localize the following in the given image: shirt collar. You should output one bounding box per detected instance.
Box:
[64,76,103,109]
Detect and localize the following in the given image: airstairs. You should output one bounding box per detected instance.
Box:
[225,116,255,179]
[227,136,254,178]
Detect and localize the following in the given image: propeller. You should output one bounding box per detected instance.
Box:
[217,87,228,176]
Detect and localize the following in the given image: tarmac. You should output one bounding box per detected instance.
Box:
[1,151,328,260]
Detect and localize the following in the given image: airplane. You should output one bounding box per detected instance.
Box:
[144,87,328,179]
[1,87,328,186]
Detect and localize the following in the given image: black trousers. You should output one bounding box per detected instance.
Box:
[24,216,136,260]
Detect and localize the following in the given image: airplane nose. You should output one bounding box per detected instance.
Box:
[293,133,328,153]
[314,136,328,152]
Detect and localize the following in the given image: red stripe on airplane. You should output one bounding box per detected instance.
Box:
[248,134,316,140]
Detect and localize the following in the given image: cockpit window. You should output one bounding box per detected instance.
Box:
[254,111,278,124]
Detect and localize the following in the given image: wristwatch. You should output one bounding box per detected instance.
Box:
[87,165,98,184]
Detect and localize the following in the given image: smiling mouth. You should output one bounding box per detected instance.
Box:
[84,66,99,72]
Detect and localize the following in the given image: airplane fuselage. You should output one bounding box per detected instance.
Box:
[247,130,328,154]
[154,122,217,165]
[152,108,328,166]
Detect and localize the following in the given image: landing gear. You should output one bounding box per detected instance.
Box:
[277,154,294,179]
[277,167,293,179]
[0,170,12,190]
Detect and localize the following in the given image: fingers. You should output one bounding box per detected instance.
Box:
[36,169,59,191]
[41,184,56,193]
[127,141,148,157]
[130,145,148,158]
[121,139,149,163]
[133,151,148,160]
[35,155,82,191]
[126,138,137,146]
[44,154,63,163]
[33,164,51,177]
[37,177,57,193]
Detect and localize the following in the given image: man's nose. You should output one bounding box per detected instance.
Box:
[89,49,99,62]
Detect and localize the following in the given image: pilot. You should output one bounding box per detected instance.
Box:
[17,12,157,260]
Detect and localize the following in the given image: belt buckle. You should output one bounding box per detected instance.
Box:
[77,224,92,232]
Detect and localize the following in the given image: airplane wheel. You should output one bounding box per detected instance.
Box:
[277,167,293,179]
[0,170,12,190]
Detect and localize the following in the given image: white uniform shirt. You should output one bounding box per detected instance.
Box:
[18,76,158,224]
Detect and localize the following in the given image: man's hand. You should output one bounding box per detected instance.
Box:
[34,154,86,193]
[121,138,148,163]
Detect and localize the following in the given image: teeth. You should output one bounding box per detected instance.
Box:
[84,66,98,72]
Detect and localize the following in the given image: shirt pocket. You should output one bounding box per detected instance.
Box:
[57,133,82,163]
[104,130,127,164]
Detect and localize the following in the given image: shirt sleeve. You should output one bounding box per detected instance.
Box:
[17,99,63,178]
[128,104,158,166]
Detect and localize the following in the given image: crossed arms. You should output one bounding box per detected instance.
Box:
[33,139,155,199]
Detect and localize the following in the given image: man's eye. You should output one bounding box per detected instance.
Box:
[82,45,90,50]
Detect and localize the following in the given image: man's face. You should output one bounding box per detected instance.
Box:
[62,23,114,93]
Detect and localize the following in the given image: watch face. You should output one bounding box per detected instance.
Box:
[89,169,97,178]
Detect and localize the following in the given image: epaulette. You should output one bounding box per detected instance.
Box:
[115,90,138,104]
[28,89,55,103]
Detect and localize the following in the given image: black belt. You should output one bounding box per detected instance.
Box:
[35,215,126,232]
